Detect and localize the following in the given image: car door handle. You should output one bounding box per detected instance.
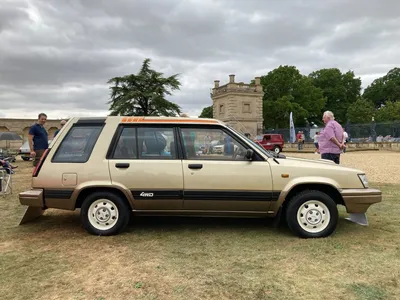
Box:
[115,163,130,169]
[188,164,203,169]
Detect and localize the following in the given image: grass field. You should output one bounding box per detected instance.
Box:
[1,152,399,300]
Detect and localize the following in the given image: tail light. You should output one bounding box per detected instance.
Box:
[32,149,50,177]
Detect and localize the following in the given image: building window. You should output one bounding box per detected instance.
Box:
[219,104,225,115]
[243,103,251,113]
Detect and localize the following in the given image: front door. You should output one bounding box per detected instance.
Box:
[108,125,183,210]
[179,126,275,212]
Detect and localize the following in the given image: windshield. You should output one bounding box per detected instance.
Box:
[227,126,273,158]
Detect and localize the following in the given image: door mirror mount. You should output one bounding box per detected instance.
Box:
[244,149,254,160]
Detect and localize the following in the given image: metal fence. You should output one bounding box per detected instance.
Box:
[264,122,400,143]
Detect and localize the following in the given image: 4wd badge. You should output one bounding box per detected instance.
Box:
[140,192,154,197]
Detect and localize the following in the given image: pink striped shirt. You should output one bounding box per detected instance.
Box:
[318,120,344,154]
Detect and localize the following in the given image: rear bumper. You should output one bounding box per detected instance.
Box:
[19,189,44,207]
[340,188,382,213]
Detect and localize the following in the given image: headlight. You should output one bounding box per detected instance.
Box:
[358,174,369,188]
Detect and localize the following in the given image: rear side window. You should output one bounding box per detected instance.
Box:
[52,125,103,163]
[111,126,176,159]
[113,127,137,159]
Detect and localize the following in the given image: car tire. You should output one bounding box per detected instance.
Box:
[80,191,131,236]
[273,146,281,154]
[285,190,338,238]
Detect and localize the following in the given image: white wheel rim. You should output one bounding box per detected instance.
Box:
[297,200,330,233]
[275,147,280,153]
[88,199,119,231]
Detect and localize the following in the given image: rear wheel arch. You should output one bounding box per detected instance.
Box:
[75,187,134,210]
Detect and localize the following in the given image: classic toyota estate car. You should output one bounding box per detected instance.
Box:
[19,116,382,238]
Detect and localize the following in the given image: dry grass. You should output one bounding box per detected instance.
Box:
[287,150,400,184]
[1,153,400,300]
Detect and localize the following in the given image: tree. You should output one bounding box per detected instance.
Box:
[107,58,182,116]
[261,65,326,128]
[346,97,375,124]
[363,67,400,108]
[375,101,400,122]
[199,106,213,118]
[309,68,361,124]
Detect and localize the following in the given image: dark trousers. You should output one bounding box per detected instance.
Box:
[33,149,45,167]
[321,153,340,164]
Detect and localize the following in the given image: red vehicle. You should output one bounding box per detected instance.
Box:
[254,134,284,154]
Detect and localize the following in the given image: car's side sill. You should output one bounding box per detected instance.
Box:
[131,210,271,218]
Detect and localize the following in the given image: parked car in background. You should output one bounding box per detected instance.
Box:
[19,140,52,161]
[254,134,284,154]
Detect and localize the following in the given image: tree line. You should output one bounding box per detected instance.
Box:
[105,58,400,128]
[199,66,400,128]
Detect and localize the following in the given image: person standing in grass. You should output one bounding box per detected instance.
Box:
[28,113,48,167]
[318,111,345,164]
[313,131,320,154]
[54,119,67,138]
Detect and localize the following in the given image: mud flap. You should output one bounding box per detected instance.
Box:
[345,213,369,226]
[19,206,45,225]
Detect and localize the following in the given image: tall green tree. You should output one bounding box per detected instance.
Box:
[346,97,375,124]
[261,65,326,128]
[309,68,361,124]
[198,106,213,118]
[107,58,182,116]
[375,101,400,122]
[363,67,400,108]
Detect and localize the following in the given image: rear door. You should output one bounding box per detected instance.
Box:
[108,124,184,210]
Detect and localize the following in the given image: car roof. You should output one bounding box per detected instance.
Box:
[76,116,223,125]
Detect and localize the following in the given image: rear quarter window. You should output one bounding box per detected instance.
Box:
[52,125,103,163]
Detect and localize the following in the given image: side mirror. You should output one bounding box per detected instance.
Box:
[244,149,254,160]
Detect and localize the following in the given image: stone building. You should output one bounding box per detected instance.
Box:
[211,74,264,138]
[0,118,62,149]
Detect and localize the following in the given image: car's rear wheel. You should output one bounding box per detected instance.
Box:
[285,190,338,238]
[273,146,281,154]
[80,192,131,236]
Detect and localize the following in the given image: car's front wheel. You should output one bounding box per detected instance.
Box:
[273,146,281,154]
[285,190,338,238]
[80,192,131,236]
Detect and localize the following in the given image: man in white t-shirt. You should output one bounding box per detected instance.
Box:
[342,129,349,153]
[313,131,320,154]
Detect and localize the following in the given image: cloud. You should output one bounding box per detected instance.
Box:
[0,0,399,118]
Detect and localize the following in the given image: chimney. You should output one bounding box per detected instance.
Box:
[229,74,235,83]
[255,77,261,85]
[214,80,220,88]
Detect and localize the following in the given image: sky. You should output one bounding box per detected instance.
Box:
[1,0,399,119]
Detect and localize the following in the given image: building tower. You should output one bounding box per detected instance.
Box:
[211,74,264,137]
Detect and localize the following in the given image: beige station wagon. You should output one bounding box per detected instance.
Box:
[19,116,382,238]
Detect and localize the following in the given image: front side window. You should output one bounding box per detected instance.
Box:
[229,126,272,158]
[52,125,103,163]
[180,127,247,161]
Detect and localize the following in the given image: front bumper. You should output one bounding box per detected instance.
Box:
[340,188,382,213]
[19,189,44,207]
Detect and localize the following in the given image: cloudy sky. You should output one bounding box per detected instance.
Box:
[1,0,399,119]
